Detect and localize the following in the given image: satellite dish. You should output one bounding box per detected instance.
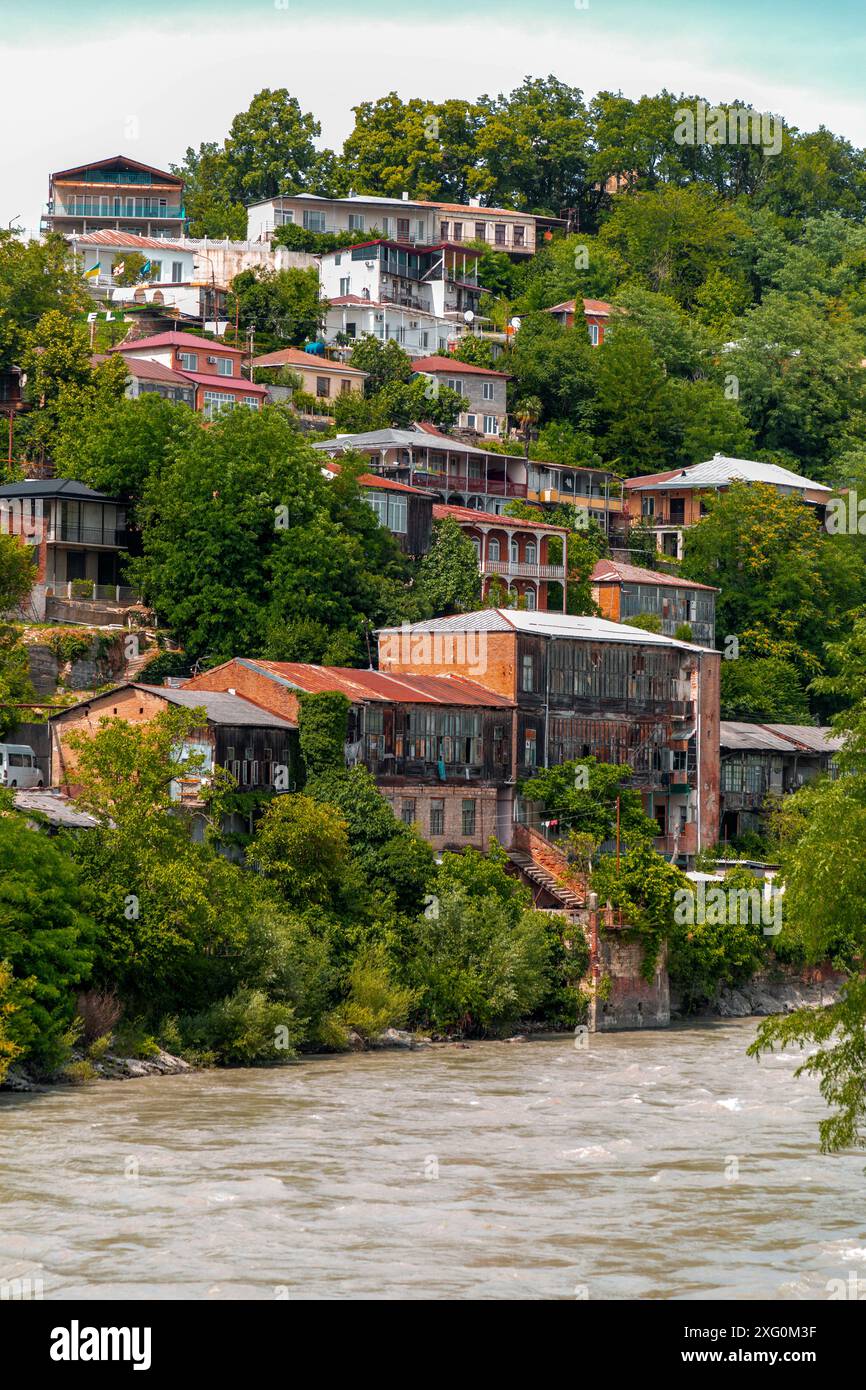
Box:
[510,316,522,330]
[463,310,475,324]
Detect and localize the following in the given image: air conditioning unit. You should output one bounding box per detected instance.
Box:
[541,489,555,502]
[374,313,384,322]
[207,356,218,364]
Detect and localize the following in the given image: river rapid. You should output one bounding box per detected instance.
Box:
[1,1019,864,1300]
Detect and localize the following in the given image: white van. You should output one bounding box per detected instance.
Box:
[0,744,44,789]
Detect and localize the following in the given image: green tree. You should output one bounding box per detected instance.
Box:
[413,516,481,616]
[0,230,87,369]
[223,88,322,202]
[0,813,97,1072]
[229,267,325,350]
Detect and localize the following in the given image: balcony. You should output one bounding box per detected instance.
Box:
[484,559,566,581]
[53,201,184,220]
[51,525,129,548]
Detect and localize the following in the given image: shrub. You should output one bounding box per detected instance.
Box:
[0,960,23,1084]
[319,948,415,1049]
[63,1059,98,1085]
[76,989,123,1043]
[179,989,299,1065]
[70,578,94,599]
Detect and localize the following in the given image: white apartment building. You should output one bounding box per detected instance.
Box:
[247,192,561,256]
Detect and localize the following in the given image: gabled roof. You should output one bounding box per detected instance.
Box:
[378,609,703,651]
[113,331,245,355]
[546,298,613,317]
[591,558,718,592]
[411,355,509,378]
[434,503,567,533]
[251,346,367,374]
[175,371,269,394]
[52,155,181,183]
[627,454,830,494]
[106,355,194,387]
[321,238,481,259]
[49,683,294,728]
[208,659,514,708]
[311,427,480,456]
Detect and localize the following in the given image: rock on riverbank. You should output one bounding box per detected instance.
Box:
[672,969,845,1020]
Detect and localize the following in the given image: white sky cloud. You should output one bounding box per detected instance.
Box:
[3,13,864,234]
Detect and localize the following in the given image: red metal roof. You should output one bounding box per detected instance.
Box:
[623,469,686,490]
[251,661,514,707]
[591,559,718,591]
[75,229,190,253]
[112,355,194,387]
[251,346,367,373]
[412,355,509,378]
[113,331,245,355]
[321,461,428,494]
[546,298,613,317]
[434,503,567,534]
[174,371,269,394]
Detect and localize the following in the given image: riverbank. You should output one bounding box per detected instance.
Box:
[672,966,846,1020]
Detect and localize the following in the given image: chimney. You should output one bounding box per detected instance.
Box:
[402,191,409,201]
[227,687,236,695]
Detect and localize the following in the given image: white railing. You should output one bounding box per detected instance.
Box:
[484,559,566,581]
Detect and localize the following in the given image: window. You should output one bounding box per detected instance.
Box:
[588,323,600,346]
[642,496,655,518]
[524,586,537,610]
[462,798,476,836]
[150,262,162,281]
[482,381,494,401]
[178,352,198,371]
[348,213,365,231]
[316,376,331,398]
[465,413,476,429]
[430,799,445,836]
[495,224,506,245]
[346,321,357,338]
[401,800,416,826]
[521,654,535,692]
[334,254,341,265]
[513,225,525,247]
[483,415,497,435]
[453,221,463,240]
[415,219,425,240]
[510,540,520,563]
[202,390,235,419]
[365,492,408,534]
[340,379,352,395]
[243,396,259,408]
[397,218,410,238]
[525,541,537,563]
[440,221,449,240]
[339,276,350,296]
[217,357,233,376]
[302,210,326,231]
[171,261,184,283]
[446,378,463,394]
[488,537,500,561]
[420,330,429,349]
[524,728,537,766]
[474,221,486,241]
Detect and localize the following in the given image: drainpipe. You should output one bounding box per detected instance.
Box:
[695,650,703,856]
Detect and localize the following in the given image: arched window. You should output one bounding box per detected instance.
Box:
[525,541,537,564]
[510,539,519,564]
[471,536,481,558]
[488,537,500,562]
[524,585,537,610]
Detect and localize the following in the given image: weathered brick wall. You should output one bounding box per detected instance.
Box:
[380,783,499,852]
[378,629,517,700]
[50,687,178,792]
[185,661,301,725]
[592,936,670,1031]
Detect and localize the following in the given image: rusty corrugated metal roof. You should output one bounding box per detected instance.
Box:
[247,661,514,707]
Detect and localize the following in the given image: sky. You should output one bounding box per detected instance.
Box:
[1,0,865,234]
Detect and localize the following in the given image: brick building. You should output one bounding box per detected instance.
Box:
[591,558,718,647]
[112,331,269,418]
[432,503,568,611]
[378,609,721,864]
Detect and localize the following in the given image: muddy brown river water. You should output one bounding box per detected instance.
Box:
[1,1019,864,1300]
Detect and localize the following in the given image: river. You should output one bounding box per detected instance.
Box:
[1,1019,864,1301]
